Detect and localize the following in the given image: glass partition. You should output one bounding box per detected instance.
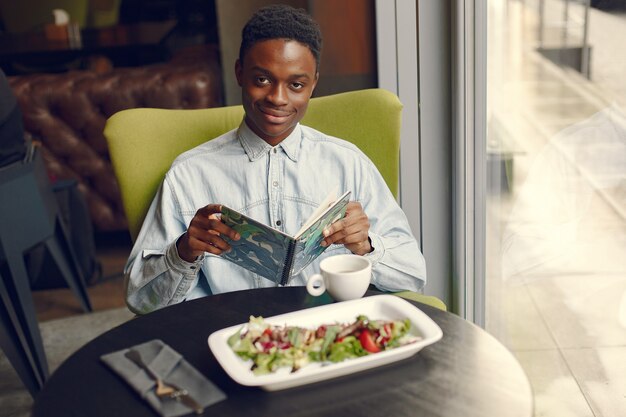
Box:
[486,0,626,415]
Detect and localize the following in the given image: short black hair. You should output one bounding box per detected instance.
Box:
[239,4,322,71]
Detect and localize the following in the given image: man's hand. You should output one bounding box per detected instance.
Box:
[177,204,240,262]
[321,201,372,256]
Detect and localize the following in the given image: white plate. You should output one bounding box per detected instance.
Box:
[207,294,443,391]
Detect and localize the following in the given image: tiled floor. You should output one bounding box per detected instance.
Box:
[486,1,626,416]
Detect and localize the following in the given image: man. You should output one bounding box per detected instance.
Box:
[125,4,426,314]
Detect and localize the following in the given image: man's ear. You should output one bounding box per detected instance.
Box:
[235,59,243,86]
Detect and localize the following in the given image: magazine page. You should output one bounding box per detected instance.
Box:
[295,186,339,236]
[290,191,351,277]
[220,206,293,284]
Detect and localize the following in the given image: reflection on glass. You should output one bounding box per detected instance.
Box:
[486,0,626,415]
[503,103,626,278]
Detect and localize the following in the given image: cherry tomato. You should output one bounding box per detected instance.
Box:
[359,330,381,353]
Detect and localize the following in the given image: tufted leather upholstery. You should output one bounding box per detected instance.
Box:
[8,48,223,231]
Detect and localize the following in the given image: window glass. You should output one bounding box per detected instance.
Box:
[486,1,626,415]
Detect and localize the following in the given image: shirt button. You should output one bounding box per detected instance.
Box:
[273,148,278,153]
[276,220,282,226]
[272,181,278,187]
[190,266,196,270]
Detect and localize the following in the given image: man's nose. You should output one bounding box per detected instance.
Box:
[267,84,288,105]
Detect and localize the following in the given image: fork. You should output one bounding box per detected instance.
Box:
[125,350,176,397]
[124,349,203,414]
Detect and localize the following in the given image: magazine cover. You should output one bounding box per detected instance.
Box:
[220,191,351,285]
[220,207,292,284]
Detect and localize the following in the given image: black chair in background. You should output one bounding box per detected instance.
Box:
[1,69,92,396]
[0,148,93,396]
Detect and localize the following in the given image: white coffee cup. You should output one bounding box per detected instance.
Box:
[306,254,372,301]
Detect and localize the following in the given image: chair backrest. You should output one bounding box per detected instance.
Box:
[104,88,403,241]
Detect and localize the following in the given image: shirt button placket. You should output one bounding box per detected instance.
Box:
[268,148,281,230]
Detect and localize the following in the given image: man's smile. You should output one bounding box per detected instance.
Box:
[258,106,294,123]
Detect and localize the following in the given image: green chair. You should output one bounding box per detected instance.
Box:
[104,88,445,311]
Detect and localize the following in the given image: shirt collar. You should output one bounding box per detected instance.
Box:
[237,120,300,162]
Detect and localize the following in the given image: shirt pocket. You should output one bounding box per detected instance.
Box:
[142,249,166,259]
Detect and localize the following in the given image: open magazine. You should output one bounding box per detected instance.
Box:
[220,190,351,286]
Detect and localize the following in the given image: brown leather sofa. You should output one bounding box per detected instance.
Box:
[8,47,223,232]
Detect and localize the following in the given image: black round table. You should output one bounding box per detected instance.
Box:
[32,288,533,417]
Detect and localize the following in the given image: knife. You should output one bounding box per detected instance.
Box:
[124,349,204,415]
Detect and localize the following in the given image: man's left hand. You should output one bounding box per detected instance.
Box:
[322,201,372,256]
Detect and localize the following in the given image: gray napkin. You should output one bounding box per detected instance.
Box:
[101,339,226,416]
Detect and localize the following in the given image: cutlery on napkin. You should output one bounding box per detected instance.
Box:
[124,349,203,415]
[101,339,226,417]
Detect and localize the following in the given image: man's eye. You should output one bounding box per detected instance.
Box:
[256,76,270,85]
[291,82,304,90]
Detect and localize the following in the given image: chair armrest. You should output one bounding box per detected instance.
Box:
[392,291,447,311]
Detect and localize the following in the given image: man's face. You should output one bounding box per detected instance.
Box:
[236,39,319,146]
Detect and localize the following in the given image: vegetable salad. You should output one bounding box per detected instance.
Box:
[227,315,420,375]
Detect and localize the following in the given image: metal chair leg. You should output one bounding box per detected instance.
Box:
[0,279,45,396]
[45,221,92,312]
[0,259,49,394]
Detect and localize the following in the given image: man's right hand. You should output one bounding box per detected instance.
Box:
[176,204,240,262]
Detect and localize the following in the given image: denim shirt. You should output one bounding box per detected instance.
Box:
[125,122,426,314]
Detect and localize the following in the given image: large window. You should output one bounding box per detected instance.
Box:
[379,0,625,413]
[485,1,626,415]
